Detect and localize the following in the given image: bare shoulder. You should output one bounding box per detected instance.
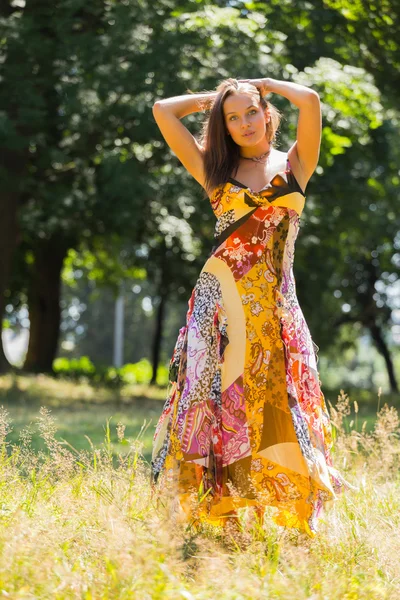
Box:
[274,148,287,159]
[274,148,288,166]
[266,147,288,174]
[287,142,310,193]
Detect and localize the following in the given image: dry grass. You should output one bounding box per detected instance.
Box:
[0,386,399,599]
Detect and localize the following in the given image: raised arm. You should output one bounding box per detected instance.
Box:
[240,77,322,192]
[152,92,216,190]
[266,78,321,191]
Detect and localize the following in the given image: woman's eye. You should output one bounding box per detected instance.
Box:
[230,110,256,121]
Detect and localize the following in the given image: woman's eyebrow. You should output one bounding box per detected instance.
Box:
[225,104,257,115]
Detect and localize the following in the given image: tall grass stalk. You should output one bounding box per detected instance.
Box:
[0,388,399,599]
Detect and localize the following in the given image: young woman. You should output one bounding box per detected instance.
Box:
[150,77,353,538]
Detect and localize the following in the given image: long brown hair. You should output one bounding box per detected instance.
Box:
[189,78,282,200]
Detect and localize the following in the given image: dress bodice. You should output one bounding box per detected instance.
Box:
[209,162,306,243]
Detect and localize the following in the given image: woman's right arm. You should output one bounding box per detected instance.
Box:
[152,92,216,190]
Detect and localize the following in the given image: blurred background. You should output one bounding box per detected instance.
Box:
[1,0,399,457]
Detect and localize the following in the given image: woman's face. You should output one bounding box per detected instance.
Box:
[223,92,270,146]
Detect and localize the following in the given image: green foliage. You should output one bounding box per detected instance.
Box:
[323,0,400,102]
[62,247,147,294]
[118,360,168,386]
[53,355,97,378]
[2,0,400,388]
[52,356,169,387]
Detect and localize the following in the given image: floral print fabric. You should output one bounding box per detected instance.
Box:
[151,156,352,537]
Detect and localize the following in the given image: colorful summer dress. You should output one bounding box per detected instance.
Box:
[151,155,352,537]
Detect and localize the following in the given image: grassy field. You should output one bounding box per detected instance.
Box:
[0,373,399,599]
[0,373,166,463]
[1,373,397,460]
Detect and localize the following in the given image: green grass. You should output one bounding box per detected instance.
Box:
[0,373,166,463]
[0,373,395,462]
[0,374,399,598]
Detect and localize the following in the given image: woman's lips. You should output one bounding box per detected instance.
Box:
[243,131,255,137]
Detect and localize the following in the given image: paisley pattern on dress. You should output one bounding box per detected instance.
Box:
[151,155,353,537]
[214,209,236,239]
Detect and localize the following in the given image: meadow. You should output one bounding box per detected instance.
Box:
[0,374,399,599]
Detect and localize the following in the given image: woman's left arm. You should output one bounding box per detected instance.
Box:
[266,78,321,188]
[240,77,321,191]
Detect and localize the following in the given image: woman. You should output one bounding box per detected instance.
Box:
[150,77,352,538]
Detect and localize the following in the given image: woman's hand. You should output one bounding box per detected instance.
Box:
[198,93,217,112]
[238,78,272,96]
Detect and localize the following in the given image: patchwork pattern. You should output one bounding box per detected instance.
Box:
[151,157,353,537]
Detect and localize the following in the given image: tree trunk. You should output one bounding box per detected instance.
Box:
[358,258,399,393]
[23,238,69,373]
[368,322,399,394]
[150,292,167,386]
[0,191,20,373]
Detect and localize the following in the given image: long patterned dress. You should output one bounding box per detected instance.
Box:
[151,155,352,537]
